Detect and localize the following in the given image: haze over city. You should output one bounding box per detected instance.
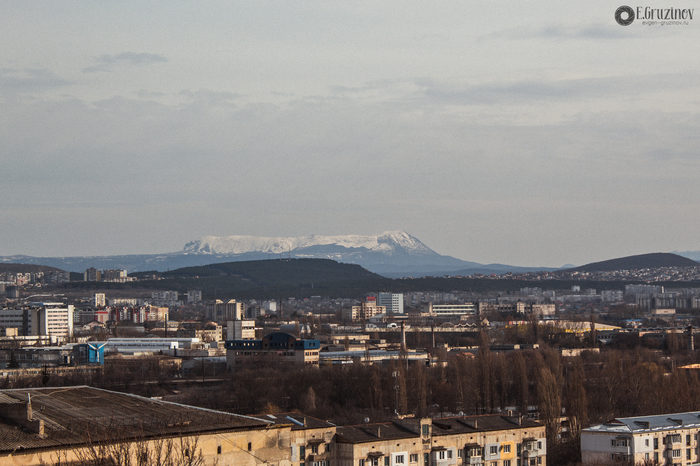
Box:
[2,2,699,267]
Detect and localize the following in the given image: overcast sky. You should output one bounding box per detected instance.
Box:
[2,2,699,267]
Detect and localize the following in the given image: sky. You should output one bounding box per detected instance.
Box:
[2,1,700,267]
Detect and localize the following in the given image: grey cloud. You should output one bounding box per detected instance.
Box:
[479,24,630,42]
[414,72,700,105]
[83,52,168,73]
[178,89,242,106]
[0,68,71,95]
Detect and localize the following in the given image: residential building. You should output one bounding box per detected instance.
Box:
[188,290,203,303]
[581,411,700,465]
[344,297,386,322]
[207,299,245,321]
[335,415,546,466]
[261,412,336,466]
[377,293,404,315]
[92,293,105,307]
[226,320,255,340]
[0,303,74,338]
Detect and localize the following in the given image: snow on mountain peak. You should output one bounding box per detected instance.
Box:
[182,231,434,256]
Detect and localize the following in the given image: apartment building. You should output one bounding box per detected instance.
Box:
[581,411,700,464]
[0,303,74,338]
[207,299,245,321]
[0,386,547,466]
[377,293,404,315]
[344,297,386,322]
[335,415,546,466]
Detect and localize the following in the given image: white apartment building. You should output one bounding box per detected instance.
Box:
[582,412,700,465]
[0,303,74,338]
[376,293,404,314]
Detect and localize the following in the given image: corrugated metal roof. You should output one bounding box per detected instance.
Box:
[0,386,271,453]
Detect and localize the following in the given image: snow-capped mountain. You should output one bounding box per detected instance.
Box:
[0,231,483,276]
[1,231,560,276]
[183,231,434,256]
[177,230,474,275]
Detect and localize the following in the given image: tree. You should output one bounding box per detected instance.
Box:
[537,367,562,445]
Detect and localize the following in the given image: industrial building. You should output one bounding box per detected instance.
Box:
[225,332,321,368]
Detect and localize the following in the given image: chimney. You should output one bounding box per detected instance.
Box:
[401,322,406,352]
[0,393,45,437]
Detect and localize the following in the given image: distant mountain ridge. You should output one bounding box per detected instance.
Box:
[0,231,488,276]
[565,252,699,273]
[184,231,432,255]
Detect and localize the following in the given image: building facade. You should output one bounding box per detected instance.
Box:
[225,332,320,368]
[581,411,700,465]
[377,293,404,315]
[335,415,546,466]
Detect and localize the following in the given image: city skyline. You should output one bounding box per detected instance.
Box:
[2,2,699,267]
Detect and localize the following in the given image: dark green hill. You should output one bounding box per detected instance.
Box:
[566,253,699,272]
[77,258,385,298]
[0,263,66,274]
[155,258,381,284]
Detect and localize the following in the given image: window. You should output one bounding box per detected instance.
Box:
[669,434,682,444]
[217,445,221,455]
[438,451,446,460]
[396,455,405,464]
[491,446,498,455]
[672,449,681,458]
[300,446,306,458]
[422,425,430,436]
[247,443,252,452]
[517,444,522,457]
[410,454,418,463]
[447,450,452,459]
[457,449,463,459]
[537,441,542,450]
[688,435,692,446]
[504,461,511,466]
[385,457,390,466]
[504,445,511,454]
[654,438,659,449]
[687,449,691,460]
[645,453,649,461]
[424,453,429,465]
[312,444,319,454]
[654,452,659,462]
[360,461,365,466]
[645,439,649,447]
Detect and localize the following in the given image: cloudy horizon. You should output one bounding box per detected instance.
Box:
[2,2,699,267]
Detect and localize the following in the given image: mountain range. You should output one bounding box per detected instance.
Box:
[0,231,556,277]
[2,231,699,278]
